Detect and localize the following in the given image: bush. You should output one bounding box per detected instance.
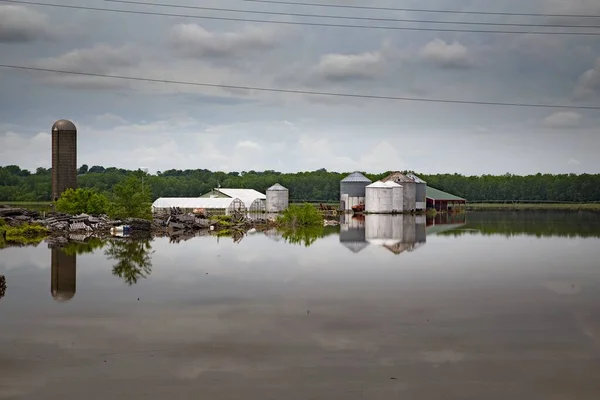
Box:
[56,188,110,215]
[277,203,323,227]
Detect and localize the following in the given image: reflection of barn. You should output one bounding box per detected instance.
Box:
[339,214,368,253]
[426,187,467,212]
[51,248,76,302]
[426,212,467,235]
[201,188,266,212]
[152,197,246,215]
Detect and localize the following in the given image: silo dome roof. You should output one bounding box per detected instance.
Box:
[267,183,288,191]
[52,119,77,132]
[341,172,372,183]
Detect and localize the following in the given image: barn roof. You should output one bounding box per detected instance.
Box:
[426,186,466,201]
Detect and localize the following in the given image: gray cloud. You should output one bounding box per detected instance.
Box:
[169,24,281,58]
[573,57,600,100]
[311,50,388,82]
[543,111,583,128]
[418,39,474,69]
[0,5,53,43]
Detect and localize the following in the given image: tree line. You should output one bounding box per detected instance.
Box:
[1,165,600,203]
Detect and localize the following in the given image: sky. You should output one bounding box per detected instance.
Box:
[1,0,599,175]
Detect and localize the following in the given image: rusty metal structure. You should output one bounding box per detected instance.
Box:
[51,119,77,201]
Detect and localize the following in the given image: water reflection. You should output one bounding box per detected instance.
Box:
[105,240,154,286]
[50,248,76,302]
[425,212,468,235]
[340,214,427,255]
[0,274,6,300]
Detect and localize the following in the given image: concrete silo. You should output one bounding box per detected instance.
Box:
[340,172,372,212]
[365,181,394,214]
[51,119,77,201]
[266,183,289,212]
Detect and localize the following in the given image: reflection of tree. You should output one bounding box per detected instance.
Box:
[62,237,106,255]
[280,225,340,247]
[104,240,154,286]
[0,275,6,300]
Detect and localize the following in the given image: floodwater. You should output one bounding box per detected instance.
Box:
[2,211,600,399]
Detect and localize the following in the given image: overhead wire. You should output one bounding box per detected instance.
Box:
[239,0,600,18]
[1,0,600,36]
[100,0,600,29]
[1,64,599,111]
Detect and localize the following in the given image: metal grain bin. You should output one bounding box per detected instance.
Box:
[266,183,289,212]
[340,172,372,212]
[407,173,427,211]
[382,172,416,212]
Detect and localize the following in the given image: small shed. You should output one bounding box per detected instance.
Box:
[152,197,246,215]
[426,186,467,212]
[200,188,266,211]
[266,183,289,212]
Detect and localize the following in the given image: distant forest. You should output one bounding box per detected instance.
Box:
[1,165,599,203]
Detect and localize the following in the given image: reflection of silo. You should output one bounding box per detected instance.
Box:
[51,248,76,302]
[340,172,372,212]
[402,215,417,244]
[415,215,427,244]
[339,215,368,253]
[266,183,289,212]
[365,215,401,246]
[52,120,77,201]
[407,173,427,211]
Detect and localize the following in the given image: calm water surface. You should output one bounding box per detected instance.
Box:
[1,212,600,399]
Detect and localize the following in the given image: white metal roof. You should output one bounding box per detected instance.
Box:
[152,197,241,209]
[214,188,266,200]
[366,180,391,188]
[267,183,288,191]
[407,173,427,184]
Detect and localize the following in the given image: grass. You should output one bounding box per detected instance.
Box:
[0,219,49,248]
[466,203,600,212]
[1,201,53,212]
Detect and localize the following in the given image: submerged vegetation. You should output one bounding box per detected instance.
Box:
[277,203,323,228]
[0,219,49,248]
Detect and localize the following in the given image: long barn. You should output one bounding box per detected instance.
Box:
[426,187,467,212]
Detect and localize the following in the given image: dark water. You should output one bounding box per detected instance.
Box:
[2,211,600,399]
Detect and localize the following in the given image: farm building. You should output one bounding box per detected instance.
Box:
[340,172,372,212]
[152,197,246,215]
[426,187,467,212]
[339,214,369,253]
[365,181,403,214]
[381,172,427,212]
[200,188,266,213]
[266,183,289,212]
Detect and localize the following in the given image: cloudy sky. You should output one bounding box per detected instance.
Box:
[1,0,599,175]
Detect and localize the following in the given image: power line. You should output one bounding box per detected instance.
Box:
[240,0,600,19]
[2,0,600,36]
[101,0,600,29]
[1,64,599,111]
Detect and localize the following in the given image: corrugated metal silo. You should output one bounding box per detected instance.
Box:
[385,181,404,213]
[407,173,427,211]
[51,119,77,201]
[382,172,416,212]
[266,183,288,212]
[340,172,372,212]
[365,181,394,214]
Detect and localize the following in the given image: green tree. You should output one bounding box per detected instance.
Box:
[55,188,111,215]
[109,174,152,220]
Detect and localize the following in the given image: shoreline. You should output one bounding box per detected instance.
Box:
[465,203,600,212]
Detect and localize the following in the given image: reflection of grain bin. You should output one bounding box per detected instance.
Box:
[266,183,289,212]
[365,214,402,246]
[51,120,77,201]
[339,214,368,253]
[51,248,76,302]
[340,172,372,212]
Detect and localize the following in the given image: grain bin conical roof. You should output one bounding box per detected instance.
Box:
[267,183,288,191]
[341,171,372,183]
